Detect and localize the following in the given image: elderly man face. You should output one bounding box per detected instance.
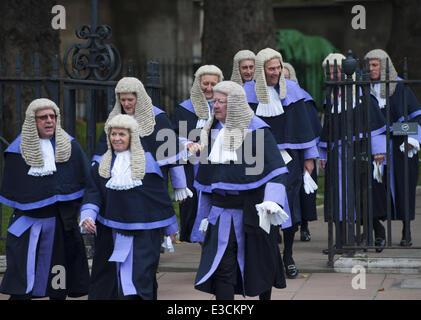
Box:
[369,59,381,81]
[264,58,282,86]
[239,59,255,82]
[35,108,57,139]
[119,92,137,115]
[213,91,228,123]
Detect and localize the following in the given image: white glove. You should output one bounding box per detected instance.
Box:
[279,149,292,164]
[255,201,290,234]
[400,137,420,158]
[372,161,383,183]
[303,170,318,194]
[172,187,194,201]
[199,218,209,235]
[161,236,174,253]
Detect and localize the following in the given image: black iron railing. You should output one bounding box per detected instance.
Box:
[323,50,421,267]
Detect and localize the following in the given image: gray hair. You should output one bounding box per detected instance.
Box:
[364,49,398,98]
[254,48,286,104]
[106,77,156,137]
[99,114,146,180]
[201,81,254,152]
[20,98,71,167]
[190,65,224,119]
[230,50,256,85]
[283,62,298,82]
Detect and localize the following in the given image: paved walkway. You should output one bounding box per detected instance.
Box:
[1,193,421,300]
[2,270,421,300]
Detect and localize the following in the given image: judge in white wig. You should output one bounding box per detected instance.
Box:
[364,48,421,247]
[242,48,321,279]
[173,65,224,243]
[192,81,291,300]
[93,76,192,207]
[0,98,91,300]
[80,114,179,300]
[280,61,321,243]
[230,49,256,85]
[282,62,298,82]
[318,52,387,253]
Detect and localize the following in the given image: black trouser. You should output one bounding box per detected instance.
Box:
[214,223,239,300]
[373,218,386,240]
[372,219,411,241]
[282,224,298,265]
[402,220,412,241]
[213,223,272,300]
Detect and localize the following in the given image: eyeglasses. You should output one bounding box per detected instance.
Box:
[35,114,57,121]
[212,100,227,106]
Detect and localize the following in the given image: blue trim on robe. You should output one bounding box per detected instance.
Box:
[277,137,319,150]
[320,134,386,221]
[8,215,56,296]
[194,207,245,296]
[108,232,137,295]
[169,165,187,189]
[179,98,213,115]
[318,125,387,148]
[92,152,164,178]
[153,106,165,116]
[242,79,309,106]
[0,189,85,211]
[5,134,75,154]
[194,167,288,193]
[1,136,86,212]
[97,214,177,231]
[179,99,196,114]
[249,115,270,130]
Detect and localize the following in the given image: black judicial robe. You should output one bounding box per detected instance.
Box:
[82,150,177,300]
[319,90,387,222]
[372,81,421,221]
[194,117,289,297]
[300,91,322,222]
[0,136,90,299]
[93,106,183,182]
[243,80,321,226]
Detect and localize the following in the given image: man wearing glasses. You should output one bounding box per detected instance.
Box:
[0,98,91,300]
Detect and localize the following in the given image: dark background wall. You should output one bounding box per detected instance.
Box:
[273,0,421,100]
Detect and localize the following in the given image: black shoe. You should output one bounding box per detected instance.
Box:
[285,264,299,279]
[375,238,385,253]
[300,230,311,241]
[400,239,412,247]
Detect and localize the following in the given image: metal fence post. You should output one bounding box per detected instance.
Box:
[146,61,162,107]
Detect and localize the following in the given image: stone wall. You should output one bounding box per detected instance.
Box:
[59,0,199,76]
[273,0,421,100]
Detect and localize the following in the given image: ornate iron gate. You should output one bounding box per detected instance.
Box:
[323,50,421,267]
[0,0,164,242]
